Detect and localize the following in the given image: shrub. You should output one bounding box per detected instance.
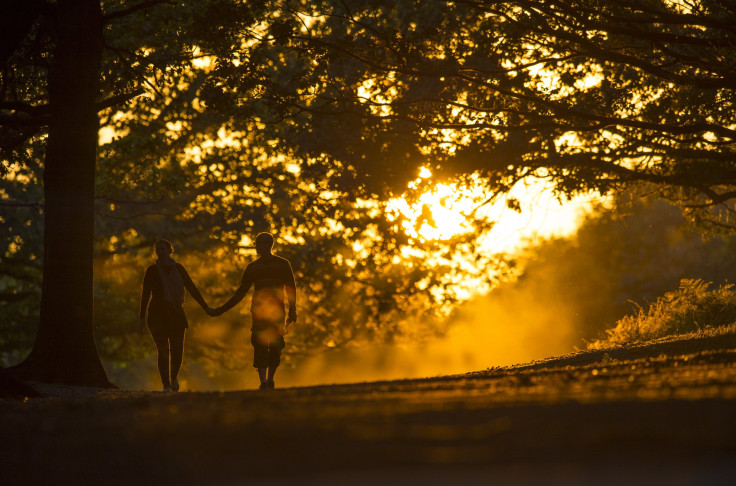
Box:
[589,279,736,348]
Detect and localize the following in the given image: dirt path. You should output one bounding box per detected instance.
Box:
[2,333,736,485]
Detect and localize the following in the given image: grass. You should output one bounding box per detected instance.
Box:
[589,278,736,349]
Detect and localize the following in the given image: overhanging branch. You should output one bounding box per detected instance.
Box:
[96,88,146,111]
[102,0,175,24]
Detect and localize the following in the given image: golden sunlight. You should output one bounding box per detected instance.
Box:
[383,168,606,305]
[476,179,602,252]
[389,168,603,253]
[387,180,477,241]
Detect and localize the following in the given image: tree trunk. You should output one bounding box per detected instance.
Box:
[11,0,112,387]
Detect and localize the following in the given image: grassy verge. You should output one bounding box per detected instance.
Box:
[589,279,736,349]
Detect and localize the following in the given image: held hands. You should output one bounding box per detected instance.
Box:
[206,306,224,317]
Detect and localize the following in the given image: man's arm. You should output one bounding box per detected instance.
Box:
[214,268,252,315]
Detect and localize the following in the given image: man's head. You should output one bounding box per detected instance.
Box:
[255,232,274,256]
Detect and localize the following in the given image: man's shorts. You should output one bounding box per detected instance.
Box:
[251,324,285,369]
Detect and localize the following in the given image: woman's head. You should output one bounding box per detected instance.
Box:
[154,238,174,258]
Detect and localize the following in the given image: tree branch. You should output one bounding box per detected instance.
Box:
[104,44,166,97]
[96,88,146,111]
[102,0,175,24]
[0,200,43,208]
[0,101,48,116]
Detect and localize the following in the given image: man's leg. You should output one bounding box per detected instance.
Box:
[266,366,277,382]
[266,333,285,387]
[257,367,268,384]
[252,331,270,388]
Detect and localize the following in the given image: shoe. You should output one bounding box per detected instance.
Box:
[171,378,180,392]
[266,379,275,389]
[259,382,269,390]
[163,386,173,393]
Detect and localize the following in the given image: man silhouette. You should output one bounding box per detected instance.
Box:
[209,233,297,389]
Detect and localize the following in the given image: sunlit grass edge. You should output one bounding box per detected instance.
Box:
[589,279,736,349]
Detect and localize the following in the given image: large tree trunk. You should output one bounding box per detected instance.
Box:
[11,0,111,387]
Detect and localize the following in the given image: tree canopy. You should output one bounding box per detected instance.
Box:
[2,0,736,383]
[1,0,506,376]
[224,0,735,225]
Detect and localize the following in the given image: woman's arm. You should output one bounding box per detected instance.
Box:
[139,267,153,319]
[139,267,153,331]
[177,264,209,310]
[285,261,297,323]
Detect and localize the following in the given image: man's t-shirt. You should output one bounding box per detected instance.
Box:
[243,254,296,324]
[219,253,297,329]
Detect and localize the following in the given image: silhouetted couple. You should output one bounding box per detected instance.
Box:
[138,233,297,392]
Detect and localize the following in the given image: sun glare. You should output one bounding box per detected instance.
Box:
[388,181,478,241]
[382,167,606,305]
[477,180,600,252]
[391,169,599,252]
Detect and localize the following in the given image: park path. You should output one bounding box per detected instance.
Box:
[2,333,736,485]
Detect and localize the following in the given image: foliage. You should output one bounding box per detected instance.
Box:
[4,0,736,375]
[0,138,43,364]
[589,279,736,348]
[245,0,736,227]
[2,37,507,371]
[86,53,509,368]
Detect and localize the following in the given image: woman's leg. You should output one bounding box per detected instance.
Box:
[169,327,186,385]
[149,328,170,389]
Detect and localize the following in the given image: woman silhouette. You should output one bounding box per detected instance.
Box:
[138,239,210,392]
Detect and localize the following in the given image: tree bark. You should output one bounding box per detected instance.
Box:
[11,0,112,387]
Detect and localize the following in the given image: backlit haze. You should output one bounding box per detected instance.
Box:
[268,171,605,388]
[284,170,602,384]
[117,167,605,392]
